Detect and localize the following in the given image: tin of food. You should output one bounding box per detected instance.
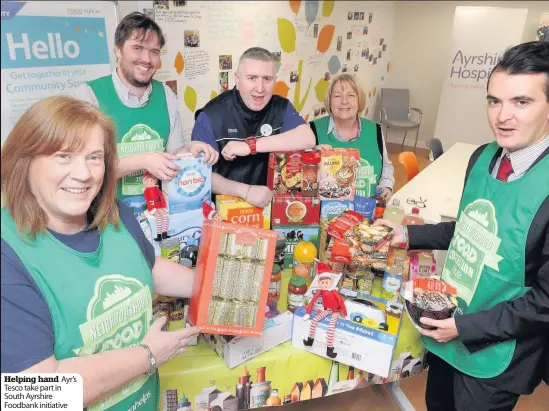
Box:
[160,237,181,263]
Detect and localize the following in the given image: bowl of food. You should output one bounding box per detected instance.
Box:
[404,288,457,330]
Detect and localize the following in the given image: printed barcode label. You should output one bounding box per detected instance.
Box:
[352,353,362,361]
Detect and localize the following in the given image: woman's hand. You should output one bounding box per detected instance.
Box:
[376,185,393,201]
[141,316,200,366]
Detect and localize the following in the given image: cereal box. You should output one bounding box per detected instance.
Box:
[216,195,271,230]
[318,148,360,201]
[188,220,277,337]
[163,153,212,214]
[140,208,203,257]
[274,225,320,270]
[271,193,320,226]
[267,151,304,194]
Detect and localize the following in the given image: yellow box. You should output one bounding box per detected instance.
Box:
[216,195,271,230]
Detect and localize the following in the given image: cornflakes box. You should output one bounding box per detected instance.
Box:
[318,148,360,201]
[163,153,212,215]
[216,195,271,230]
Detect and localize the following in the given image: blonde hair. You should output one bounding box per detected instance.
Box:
[1,96,120,239]
[324,73,367,116]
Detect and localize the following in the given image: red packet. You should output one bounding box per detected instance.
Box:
[327,210,365,240]
[413,279,458,296]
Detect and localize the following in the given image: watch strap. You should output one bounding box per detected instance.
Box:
[245,137,257,155]
[139,343,157,376]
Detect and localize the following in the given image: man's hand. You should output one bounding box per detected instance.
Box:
[172,142,219,165]
[222,141,251,161]
[377,185,393,201]
[419,317,459,343]
[144,152,180,181]
[244,185,273,208]
[373,219,404,247]
[187,141,219,165]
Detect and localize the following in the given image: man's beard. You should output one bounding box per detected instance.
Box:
[120,64,152,88]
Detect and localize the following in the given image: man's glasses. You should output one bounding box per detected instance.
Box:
[407,197,427,208]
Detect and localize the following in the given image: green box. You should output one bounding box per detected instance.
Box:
[274,226,320,271]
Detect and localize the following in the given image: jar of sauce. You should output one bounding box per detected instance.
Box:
[287,276,307,313]
[301,151,321,196]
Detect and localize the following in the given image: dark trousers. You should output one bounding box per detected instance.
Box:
[425,352,520,411]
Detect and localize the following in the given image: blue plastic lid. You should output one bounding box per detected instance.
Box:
[375,188,382,195]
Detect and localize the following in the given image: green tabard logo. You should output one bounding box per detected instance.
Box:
[117,124,165,196]
[442,199,503,305]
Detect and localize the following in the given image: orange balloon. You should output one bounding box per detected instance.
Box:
[273,81,290,98]
[317,25,335,53]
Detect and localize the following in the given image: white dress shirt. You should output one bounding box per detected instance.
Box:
[70,69,185,152]
[492,134,549,181]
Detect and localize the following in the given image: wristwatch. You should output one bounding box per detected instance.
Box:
[244,136,257,155]
[139,343,157,376]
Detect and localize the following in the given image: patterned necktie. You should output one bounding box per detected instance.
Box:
[496,155,513,182]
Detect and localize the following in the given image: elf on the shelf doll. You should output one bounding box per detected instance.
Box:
[303,263,347,359]
[143,172,170,242]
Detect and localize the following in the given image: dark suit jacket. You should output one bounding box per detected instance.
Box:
[407,144,549,393]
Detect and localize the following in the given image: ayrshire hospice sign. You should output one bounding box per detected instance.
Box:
[448,50,502,83]
[433,6,527,148]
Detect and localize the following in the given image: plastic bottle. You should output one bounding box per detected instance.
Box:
[402,207,424,226]
[177,392,193,411]
[374,188,386,219]
[383,198,405,225]
[292,235,317,285]
[180,237,199,268]
[265,389,282,406]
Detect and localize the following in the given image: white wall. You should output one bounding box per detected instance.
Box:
[113,1,395,141]
[386,1,548,149]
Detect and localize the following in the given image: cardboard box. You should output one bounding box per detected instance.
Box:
[203,311,293,369]
[267,151,304,194]
[138,208,204,257]
[271,193,320,226]
[318,148,360,201]
[188,220,277,337]
[291,298,400,377]
[319,201,354,262]
[273,226,320,270]
[216,195,271,230]
[163,153,212,215]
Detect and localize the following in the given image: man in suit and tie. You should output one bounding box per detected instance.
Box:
[377,41,549,411]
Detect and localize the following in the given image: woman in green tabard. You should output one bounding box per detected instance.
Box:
[309,73,395,200]
[1,96,199,411]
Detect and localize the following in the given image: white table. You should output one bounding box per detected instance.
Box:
[391,142,479,274]
[392,142,480,224]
